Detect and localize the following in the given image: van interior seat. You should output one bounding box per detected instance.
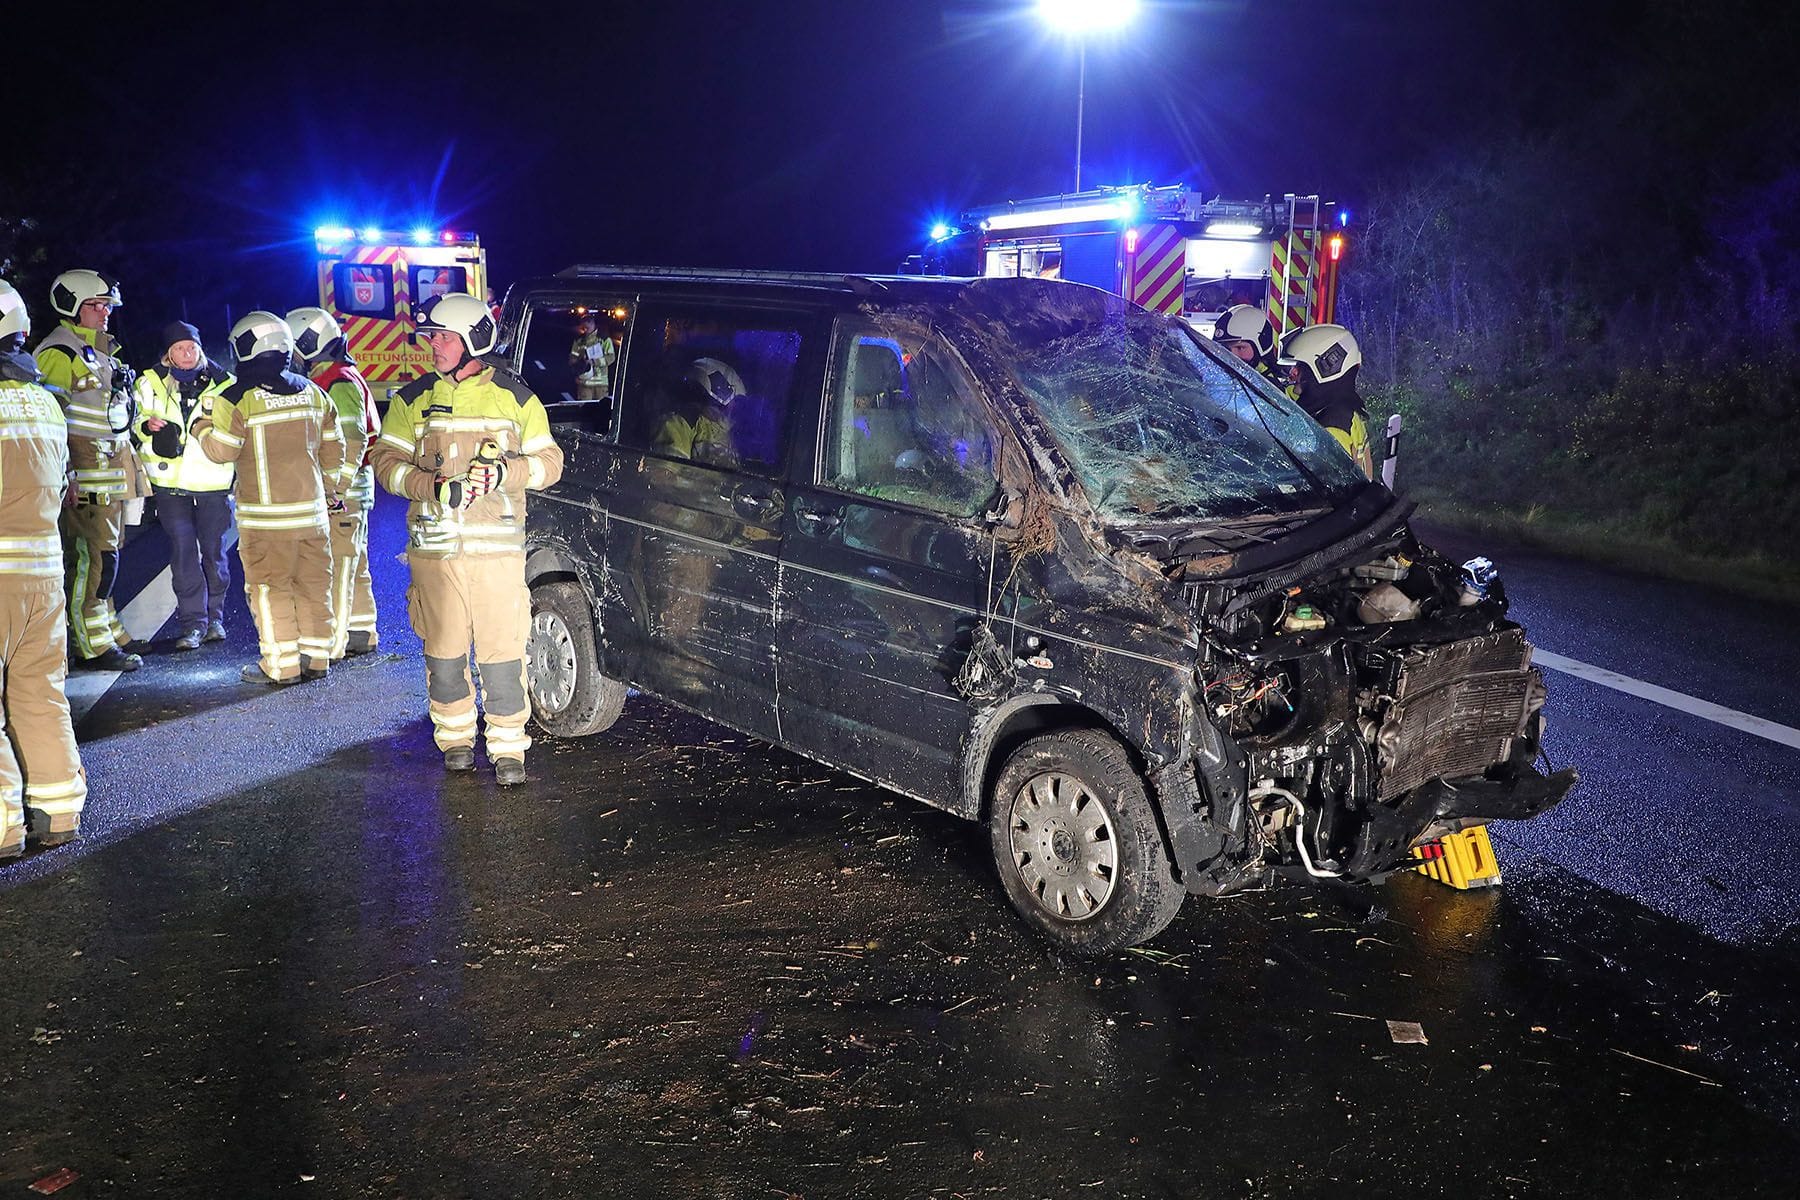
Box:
[848,344,914,485]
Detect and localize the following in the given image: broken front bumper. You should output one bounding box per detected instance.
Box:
[1346,763,1581,879]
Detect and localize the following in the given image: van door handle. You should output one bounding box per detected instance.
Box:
[795,504,842,534]
[731,487,781,520]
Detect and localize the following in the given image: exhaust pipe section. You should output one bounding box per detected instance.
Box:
[1249,780,1344,879]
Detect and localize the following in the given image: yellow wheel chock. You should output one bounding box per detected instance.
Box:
[1411,824,1503,890]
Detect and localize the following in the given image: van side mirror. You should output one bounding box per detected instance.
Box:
[984,487,1024,529]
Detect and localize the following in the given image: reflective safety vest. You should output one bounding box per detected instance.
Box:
[370,363,564,558]
[310,359,378,510]
[571,331,616,387]
[35,322,148,501]
[0,376,70,579]
[1326,412,1376,479]
[133,366,237,493]
[198,374,345,534]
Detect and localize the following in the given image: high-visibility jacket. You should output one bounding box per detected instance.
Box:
[309,359,377,510]
[571,331,616,387]
[133,365,237,493]
[34,321,148,502]
[0,364,70,580]
[371,363,563,558]
[197,372,344,535]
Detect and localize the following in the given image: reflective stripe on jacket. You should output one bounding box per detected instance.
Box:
[370,363,564,558]
[310,360,377,510]
[133,366,237,493]
[198,376,344,534]
[35,322,146,498]
[0,379,70,578]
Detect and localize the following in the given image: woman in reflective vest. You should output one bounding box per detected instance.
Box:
[134,321,237,650]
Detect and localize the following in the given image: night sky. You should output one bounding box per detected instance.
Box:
[7,0,1660,342]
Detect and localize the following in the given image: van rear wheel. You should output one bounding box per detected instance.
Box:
[988,730,1184,955]
[527,581,626,737]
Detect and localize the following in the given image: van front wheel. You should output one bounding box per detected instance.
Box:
[527,581,626,737]
[988,730,1184,955]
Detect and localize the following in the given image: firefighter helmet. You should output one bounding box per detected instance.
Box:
[687,357,745,407]
[229,311,295,362]
[1279,324,1362,385]
[49,269,123,319]
[414,292,497,357]
[1212,304,1276,360]
[0,280,30,340]
[285,307,345,361]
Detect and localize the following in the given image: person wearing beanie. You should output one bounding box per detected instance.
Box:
[134,322,238,649]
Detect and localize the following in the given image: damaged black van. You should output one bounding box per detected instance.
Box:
[506,267,1577,955]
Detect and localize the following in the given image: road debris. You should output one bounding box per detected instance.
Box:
[1611,1048,1721,1086]
[29,1169,79,1195]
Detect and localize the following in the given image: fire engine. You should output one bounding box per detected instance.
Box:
[312,225,488,395]
[950,184,1347,338]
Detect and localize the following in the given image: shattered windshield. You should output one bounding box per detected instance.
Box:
[956,279,1365,524]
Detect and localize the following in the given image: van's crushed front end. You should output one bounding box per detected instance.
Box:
[952,277,1576,896]
[1168,510,1578,892]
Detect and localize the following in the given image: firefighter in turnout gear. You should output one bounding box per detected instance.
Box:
[0,280,87,856]
[134,322,237,650]
[287,306,379,659]
[35,269,147,671]
[1212,304,1283,384]
[1279,324,1376,478]
[370,292,564,786]
[569,315,615,401]
[196,312,345,684]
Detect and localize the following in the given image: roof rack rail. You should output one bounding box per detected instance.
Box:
[554,264,895,291]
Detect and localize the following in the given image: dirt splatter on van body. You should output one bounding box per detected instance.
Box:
[513,268,1576,953]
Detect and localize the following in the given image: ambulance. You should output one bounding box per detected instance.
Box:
[312,225,488,395]
[954,184,1347,339]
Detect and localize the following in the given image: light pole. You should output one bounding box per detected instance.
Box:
[1038,0,1141,194]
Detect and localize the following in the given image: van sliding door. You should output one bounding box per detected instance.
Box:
[602,301,820,738]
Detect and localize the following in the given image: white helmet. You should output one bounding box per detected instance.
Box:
[285,306,345,361]
[229,310,295,362]
[0,280,30,340]
[1278,324,1362,385]
[50,269,123,319]
[1212,304,1276,360]
[687,357,745,406]
[414,292,497,357]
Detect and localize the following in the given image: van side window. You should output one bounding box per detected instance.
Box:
[518,298,631,433]
[822,324,998,517]
[617,306,805,473]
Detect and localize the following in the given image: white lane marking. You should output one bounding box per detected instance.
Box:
[1535,649,1800,752]
[66,529,239,724]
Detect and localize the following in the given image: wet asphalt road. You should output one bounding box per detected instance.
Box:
[2,498,1797,1198]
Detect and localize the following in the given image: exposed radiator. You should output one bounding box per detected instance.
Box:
[1375,630,1538,801]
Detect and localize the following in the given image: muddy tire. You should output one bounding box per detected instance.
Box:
[988,730,1185,956]
[527,581,626,737]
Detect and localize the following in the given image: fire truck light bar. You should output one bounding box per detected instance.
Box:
[1204,221,1264,238]
[982,198,1138,231]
